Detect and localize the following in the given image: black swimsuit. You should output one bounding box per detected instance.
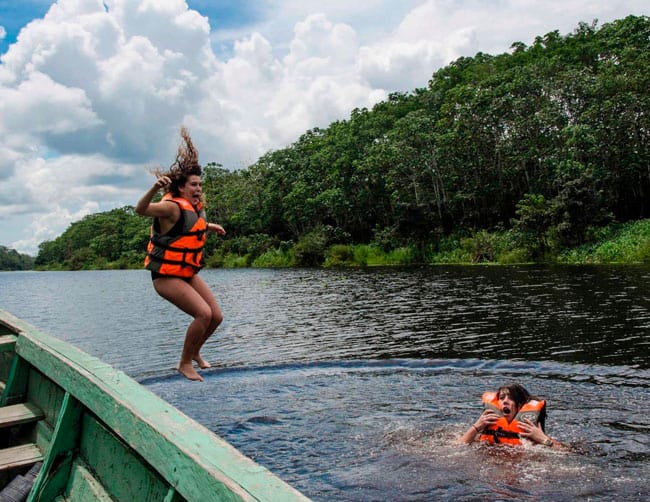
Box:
[151,271,192,282]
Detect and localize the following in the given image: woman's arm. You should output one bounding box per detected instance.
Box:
[136,176,177,219]
[459,423,483,444]
[458,410,500,444]
[207,222,226,236]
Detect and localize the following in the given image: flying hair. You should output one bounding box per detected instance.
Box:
[152,127,202,198]
[170,127,201,178]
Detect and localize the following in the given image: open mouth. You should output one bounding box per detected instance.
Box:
[502,407,511,415]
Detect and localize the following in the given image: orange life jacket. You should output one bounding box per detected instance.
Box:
[479,391,546,446]
[144,194,207,278]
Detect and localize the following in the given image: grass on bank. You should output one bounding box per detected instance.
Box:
[208,218,650,268]
[556,219,650,264]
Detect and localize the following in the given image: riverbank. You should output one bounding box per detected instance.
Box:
[210,218,650,268]
[19,218,650,272]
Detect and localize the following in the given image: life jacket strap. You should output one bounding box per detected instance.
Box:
[149,239,204,253]
[176,229,206,239]
[146,253,203,271]
[483,427,521,443]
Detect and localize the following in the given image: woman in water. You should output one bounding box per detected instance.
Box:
[459,383,564,448]
[136,127,226,382]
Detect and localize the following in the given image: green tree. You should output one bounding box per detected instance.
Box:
[0,246,35,270]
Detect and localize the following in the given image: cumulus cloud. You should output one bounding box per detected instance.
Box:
[0,0,217,253]
[187,12,387,168]
[12,201,102,255]
[0,0,646,254]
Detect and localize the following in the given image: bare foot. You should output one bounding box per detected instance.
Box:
[193,355,212,369]
[177,362,204,382]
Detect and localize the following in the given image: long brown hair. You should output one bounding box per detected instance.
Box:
[154,127,202,198]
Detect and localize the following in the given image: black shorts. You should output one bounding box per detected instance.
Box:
[151,271,192,282]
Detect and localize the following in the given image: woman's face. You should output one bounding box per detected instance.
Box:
[498,389,518,422]
[178,175,202,206]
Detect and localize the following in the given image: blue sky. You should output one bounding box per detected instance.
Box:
[0,1,264,54]
[0,1,647,255]
[0,1,51,54]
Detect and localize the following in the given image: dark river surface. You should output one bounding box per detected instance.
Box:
[0,266,649,500]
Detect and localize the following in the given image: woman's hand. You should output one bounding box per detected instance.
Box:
[155,175,171,190]
[474,409,500,433]
[208,223,226,236]
[518,419,552,445]
[459,409,500,444]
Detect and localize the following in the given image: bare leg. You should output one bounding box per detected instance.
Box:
[187,274,223,368]
[153,276,219,381]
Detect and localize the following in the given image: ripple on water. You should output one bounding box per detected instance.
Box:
[142,358,650,501]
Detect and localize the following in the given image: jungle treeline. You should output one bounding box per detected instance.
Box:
[0,246,34,271]
[32,15,650,270]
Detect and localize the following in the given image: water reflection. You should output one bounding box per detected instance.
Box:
[2,266,648,371]
[214,265,650,370]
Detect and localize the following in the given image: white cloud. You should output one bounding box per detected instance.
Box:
[190,13,386,168]
[12,202,102,255]
[287,13,357,64]
[1,153,144,255]
[0,0,647,254]
[3,72,102,134]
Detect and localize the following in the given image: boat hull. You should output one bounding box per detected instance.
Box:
[0,309,308,501]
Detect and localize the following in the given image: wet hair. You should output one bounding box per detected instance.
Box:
[497,383,532,409]
[155,127,202,197]
[497,383,547,430]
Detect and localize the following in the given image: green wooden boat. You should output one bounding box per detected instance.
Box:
[0,309,309,501]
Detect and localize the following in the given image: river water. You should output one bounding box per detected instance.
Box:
[0,266,648,500]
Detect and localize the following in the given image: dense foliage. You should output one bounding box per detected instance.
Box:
[35,207,150,270]
[34,16,650,269]
[0,246,34,270]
